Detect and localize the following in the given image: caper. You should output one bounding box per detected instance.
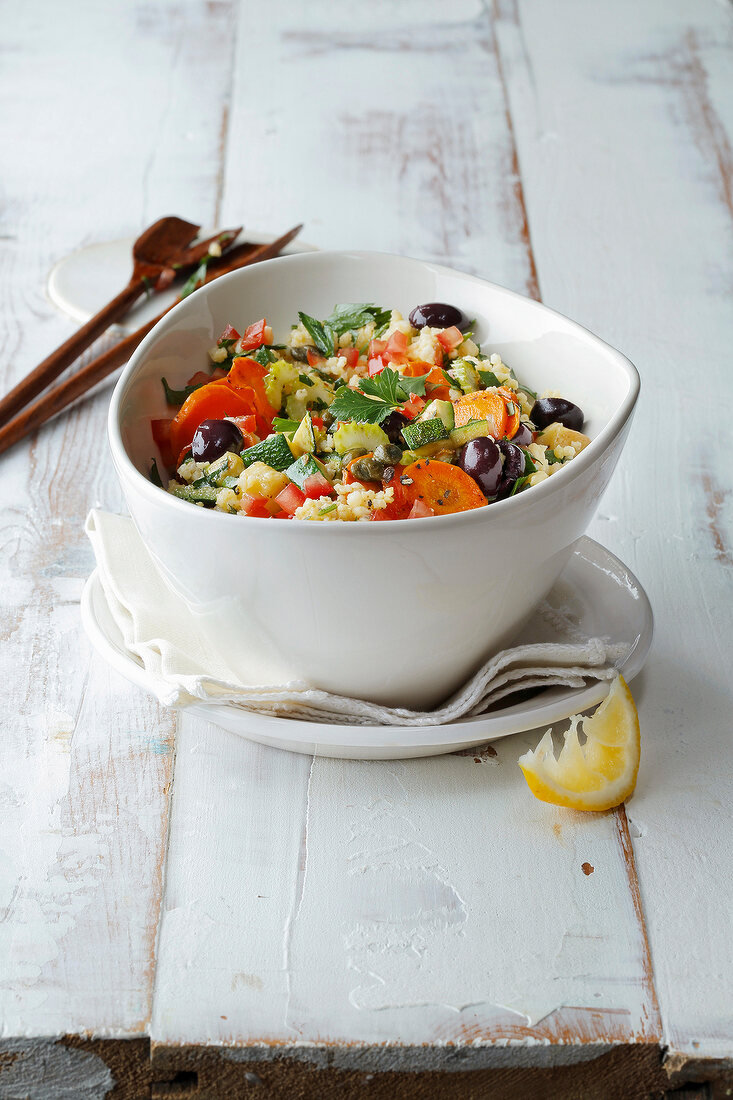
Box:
[373,442,403,465]
[352,456,386,481]
[289,345,320,363]
[343,447,368,464]
[321,409,336,428]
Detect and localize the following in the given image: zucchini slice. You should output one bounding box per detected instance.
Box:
[401,417,450,450]
[449,419,495,447]
[241,433,295,471]
[170,484,219,505]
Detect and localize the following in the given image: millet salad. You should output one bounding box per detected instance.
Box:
[150,301,590,521]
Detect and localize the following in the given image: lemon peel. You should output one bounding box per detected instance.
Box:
[518,675,640,811]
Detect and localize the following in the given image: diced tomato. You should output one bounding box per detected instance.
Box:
[238,318,268,351]
[306,347,325,367]
[303,473,334,499]
[310,415,324,429]
[275,484,307,515]
[339,347,359,368]
[368,356,386,377]
[240,493,270,518]
[437,326,463,352]
[151,418,175,468]
[399,394,425,421]
[185,370,213,387]
[384,330,408,364]
[368,338,387,359]
[218,323,240,345]
[408,499,435,519]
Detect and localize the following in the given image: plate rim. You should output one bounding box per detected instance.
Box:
[80,535,653,752]
[47,228,318,326]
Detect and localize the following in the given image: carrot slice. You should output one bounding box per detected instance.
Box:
[452,386,520,439]
[400,459,486,515]
[227,356,278,435]
[169,380,258,455]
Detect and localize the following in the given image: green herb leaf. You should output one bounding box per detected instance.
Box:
[328,387,393,425]
[298,311,336,357]
[298,373,314,387]
[319,502,338,515]
[517,380,538,401]
[180,257,210,299]
[396,371,431,397]
[161,376,206,405]
[250,345,277,366]
[150,459,163,487]
[218,337,237,350]
[510,474,531,497]
[521,448,537,474]
[359,367,406,406]
[324,303,391,336]
[272,417,300,433]
[478,369,502,388]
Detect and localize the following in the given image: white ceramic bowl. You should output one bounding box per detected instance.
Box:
[109,251,639,708]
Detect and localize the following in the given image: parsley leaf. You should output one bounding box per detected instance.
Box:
[248,345,276,366]
[324,303,391,335]
[510,474,532,496]
[517,380,538,401]
[161,376,206,405]
[521,448,537,474]
[396,371,431,397]
[272,417,300,433]
[478,368,502,388]
[298,311,336,357]
[298,373,314,387]
[328,387,394,425]
[180,257,210,299]
[359,368,405,406]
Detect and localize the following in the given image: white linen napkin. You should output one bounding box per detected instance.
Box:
[85,509,628,727]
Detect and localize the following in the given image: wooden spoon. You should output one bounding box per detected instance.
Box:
[0,217,239,427]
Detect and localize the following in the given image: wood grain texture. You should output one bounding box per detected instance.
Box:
[0,0,234,1044]
[493,0,733,1059]
[1,0,732,1087]
[151,0,661,1059]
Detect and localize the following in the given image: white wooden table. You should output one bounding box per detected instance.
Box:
[2,1,732,1097]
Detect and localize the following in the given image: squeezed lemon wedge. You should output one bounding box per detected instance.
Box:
[518,675,640,811]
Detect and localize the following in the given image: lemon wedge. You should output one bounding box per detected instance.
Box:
[518,675,640,811]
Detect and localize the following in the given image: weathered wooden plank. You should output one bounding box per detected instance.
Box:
[152,0,659,1056]
[0,0,235,1041]
[493,0,733,1060]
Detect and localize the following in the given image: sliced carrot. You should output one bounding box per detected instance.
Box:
[169,380,258,455]
[452,386,520,439]
[400,460,486,515]
[227,356,278,435]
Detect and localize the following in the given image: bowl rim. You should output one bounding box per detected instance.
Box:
[108,249,640,533]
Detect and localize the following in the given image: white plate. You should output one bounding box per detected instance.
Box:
[47,229,317,331]
[81,536,653,759]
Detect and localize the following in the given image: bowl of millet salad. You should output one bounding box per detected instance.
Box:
[109,251,639,707]
[150,300,592,522]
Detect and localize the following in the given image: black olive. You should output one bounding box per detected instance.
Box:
[408,303,470,330]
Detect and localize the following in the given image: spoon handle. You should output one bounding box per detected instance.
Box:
[0,278,143,428]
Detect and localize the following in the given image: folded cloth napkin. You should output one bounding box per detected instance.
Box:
[85,509,628,727]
